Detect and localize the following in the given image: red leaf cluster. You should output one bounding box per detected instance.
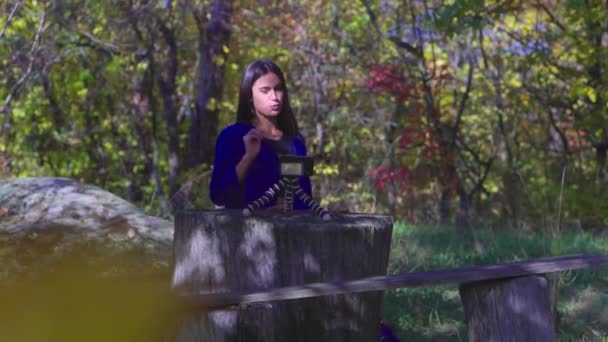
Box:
[364,64,417,100]
[557,111,588,150]
[368,165,411,192]
[366,63,463,205]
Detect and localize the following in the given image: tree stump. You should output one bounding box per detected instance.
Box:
[459,275,557,342]
[172,209,393,342]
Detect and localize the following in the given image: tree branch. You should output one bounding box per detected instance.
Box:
[451,57,475,144]
[0,0,21,40]
[388,36,423,58]
[76,30,121,54]
[1,5,46,113]
[537,1,567,33]
[360,0,381,38]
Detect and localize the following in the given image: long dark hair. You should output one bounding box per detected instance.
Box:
[236,59,299,137]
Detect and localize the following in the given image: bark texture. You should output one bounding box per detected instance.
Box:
[459,275,557,342]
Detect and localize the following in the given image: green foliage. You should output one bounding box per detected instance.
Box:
[436,0,488,33]
[1,0,608,226]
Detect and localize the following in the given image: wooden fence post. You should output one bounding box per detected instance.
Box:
[459,275,557,342]
[172,209,393,341]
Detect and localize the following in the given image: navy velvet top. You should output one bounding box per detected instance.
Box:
[209,123,313,209]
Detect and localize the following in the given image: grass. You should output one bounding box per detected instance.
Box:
[383,222,608,341]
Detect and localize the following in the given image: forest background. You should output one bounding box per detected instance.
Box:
[2,0,608,340]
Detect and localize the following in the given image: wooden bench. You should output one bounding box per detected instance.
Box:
[172,210,608,341]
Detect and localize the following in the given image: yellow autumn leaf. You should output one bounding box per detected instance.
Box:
[587,88,597,103]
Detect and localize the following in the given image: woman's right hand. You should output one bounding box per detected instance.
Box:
[243,128,264,160]
[236,128,264,183]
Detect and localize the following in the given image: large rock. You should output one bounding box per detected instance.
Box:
[0,177,173,280]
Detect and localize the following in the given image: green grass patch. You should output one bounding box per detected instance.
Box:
[383,222,608,341]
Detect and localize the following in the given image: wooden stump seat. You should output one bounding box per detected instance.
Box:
[172,209,393,342]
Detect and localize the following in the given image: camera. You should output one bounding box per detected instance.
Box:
[243,153,329,220]
[279,155,314,177]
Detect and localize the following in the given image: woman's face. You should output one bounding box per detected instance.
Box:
[251,72,284,118]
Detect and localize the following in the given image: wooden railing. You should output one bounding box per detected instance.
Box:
[178,254,608,310]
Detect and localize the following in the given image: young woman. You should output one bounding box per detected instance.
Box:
[209,59,312,209]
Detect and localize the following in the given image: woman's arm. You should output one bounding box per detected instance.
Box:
[209,127,246,207]
[235,153,255,182]
[209,125,265,207]
[235,128,264,182]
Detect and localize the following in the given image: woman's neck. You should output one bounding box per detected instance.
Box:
[253,114,283,140]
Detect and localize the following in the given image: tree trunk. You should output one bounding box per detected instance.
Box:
[502,170,523,227]
[439,189,452,225]
[172,210,393,341]
[146,49,170,213]
[457,188,470,228]
[459,275,557,342]
[188,0,233,170]
[594,140,607,183]
[158,23,180,197]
